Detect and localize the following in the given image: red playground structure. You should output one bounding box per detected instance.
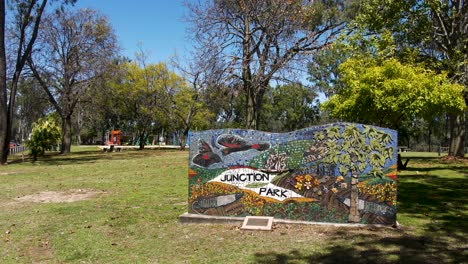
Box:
[106,130,121,145]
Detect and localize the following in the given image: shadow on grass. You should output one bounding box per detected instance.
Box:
[254,230,466,264]
[254,165,467,263]
[8,149,184,166]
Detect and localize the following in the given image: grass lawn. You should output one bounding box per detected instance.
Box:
[0,148,466,263]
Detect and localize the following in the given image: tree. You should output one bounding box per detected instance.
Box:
[26,115,61,161]
[0,0,73,164]
[323,57,466,129]
[263,83,319,132]
[28,8,117,153]
[186,0,355,129]
[14,77,51,142]
[168,86,214,150]
[0,0,7,164]
[355,0,468,156]
[111,62,180,150]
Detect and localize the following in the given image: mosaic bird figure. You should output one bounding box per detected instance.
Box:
[217,134,270,155]
[192,140,221,167]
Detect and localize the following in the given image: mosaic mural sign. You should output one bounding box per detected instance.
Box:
[187,123,398,225]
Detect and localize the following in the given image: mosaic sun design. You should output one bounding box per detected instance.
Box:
[188,123,397,225]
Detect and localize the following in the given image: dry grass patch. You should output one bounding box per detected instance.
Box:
[14,189,108,203]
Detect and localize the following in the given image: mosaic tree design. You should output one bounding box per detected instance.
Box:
[187,123,397,225]
[316,124,395,222]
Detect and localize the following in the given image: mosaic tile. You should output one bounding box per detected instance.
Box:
[187,122,398,225]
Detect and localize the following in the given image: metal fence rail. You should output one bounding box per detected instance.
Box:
[9,146,28,155]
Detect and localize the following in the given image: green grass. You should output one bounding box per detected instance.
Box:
[0,148,466,263]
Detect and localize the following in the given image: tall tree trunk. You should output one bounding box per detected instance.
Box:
[75,103,83,145]
[138,133,145,150]
[0,27,18,164]
[0,0,47,164]
[0,0,7,165]
[428,121,432,152]
[449,113,466,157]
[61,116,72,153]
[178,128,189,151]
[242,13,257,130]
[101,129,106,145]
[245,85,256,129]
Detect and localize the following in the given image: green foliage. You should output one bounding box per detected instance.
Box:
[261,83,319,132]
[110,62,184,146]
[323,57,466,128]
[170,86,214,132]
[356,0,467,82]
[26,116,61,160]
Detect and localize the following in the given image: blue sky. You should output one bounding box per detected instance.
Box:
[75,0,190,63]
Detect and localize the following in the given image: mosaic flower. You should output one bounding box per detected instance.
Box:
[295,175,304,183]
[305,174,313,182]
[331,187,337,193]
[336,176,344,182]
[358,181,397,206]
[304,181,313,190]
[294,182,303,190]
[313,179,319,186]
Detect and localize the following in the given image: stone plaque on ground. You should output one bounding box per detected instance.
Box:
[241,216,274,231]
[187,123,398,225]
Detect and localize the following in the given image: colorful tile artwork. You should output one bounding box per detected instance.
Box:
[187,123,398,225]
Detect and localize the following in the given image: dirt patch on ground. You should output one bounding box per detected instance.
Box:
[15,189,107,203]
[0,172,17,175]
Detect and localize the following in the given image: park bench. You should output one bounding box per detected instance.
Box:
[101,145,123,152]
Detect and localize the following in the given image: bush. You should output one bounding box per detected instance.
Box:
[26,116,61,161]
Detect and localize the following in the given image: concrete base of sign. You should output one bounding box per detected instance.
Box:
[178,213,399,228]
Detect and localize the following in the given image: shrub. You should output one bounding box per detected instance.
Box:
[26,116,61,161]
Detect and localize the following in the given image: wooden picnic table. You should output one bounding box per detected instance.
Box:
[397,146,410,152]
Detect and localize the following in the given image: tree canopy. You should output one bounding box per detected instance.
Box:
[29,7,118,153]
[110,61,185,149]
[323,57,466,129]
[186,0,355,129]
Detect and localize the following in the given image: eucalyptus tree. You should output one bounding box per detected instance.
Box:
[28,8,118,153]
[0,0,75,164]
[186,0,356,129]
